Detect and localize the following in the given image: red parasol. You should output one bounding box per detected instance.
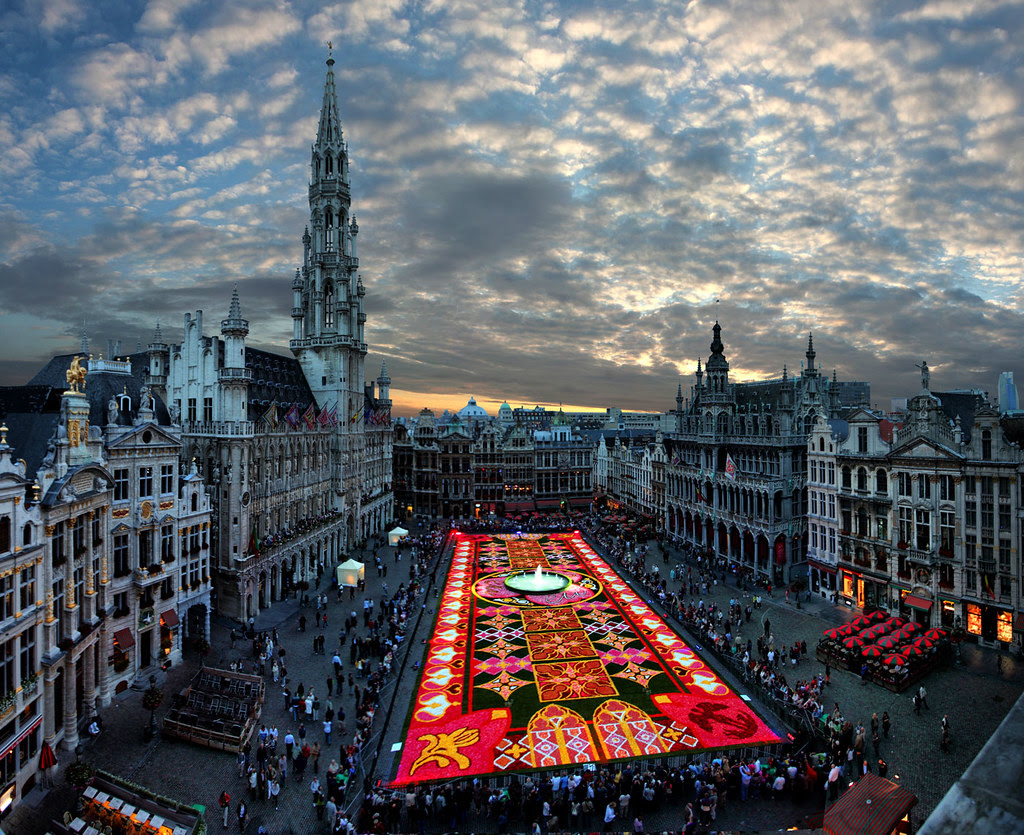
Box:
[903,643,927,657]
[823,626,844,639]
[876,635,901,649]
[900,622,923,635]
[912,635,936,649]
[883,651,908,666]
[925,628,948,640]
[39,741,57,770]
[868,609,888,622]
[843,635,867,650]
[836,623,856,637]
[851,615,872,628]
[861,644,884,658]
[884,617,906,629]
[864,624,891,639]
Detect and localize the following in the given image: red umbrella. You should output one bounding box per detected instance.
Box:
[836,623,856,636]
[39,741,56,771]
[823,626,844,639]
[900,622,923,635]
[883,651,908,666]
[864,625,891,639]
[925,628,948,640]
[843,635,867,650]
[851,615,872,628]
[861,644,884,658]
[884,617,906,629]
[912,635,936,649]
[876,635,901,649]
[868,610,888,622]
[903,643,927,657]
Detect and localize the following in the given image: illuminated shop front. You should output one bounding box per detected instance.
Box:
[840,569,886,610]
[964,602,1014,644]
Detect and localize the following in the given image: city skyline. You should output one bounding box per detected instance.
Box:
[2,0,1023,417]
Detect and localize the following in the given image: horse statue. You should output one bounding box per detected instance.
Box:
[65,355,87,393]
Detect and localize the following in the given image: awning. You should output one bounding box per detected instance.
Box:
[569,497,592,508]
[160,609,179,628]
[904,594,934,611]
[811,562,837,575]
[535,499,560,509]
[824,772,917,835]
[504,501,535,512]
[113,627,135,649]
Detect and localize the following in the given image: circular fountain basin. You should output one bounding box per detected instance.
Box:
[504,570,570,594]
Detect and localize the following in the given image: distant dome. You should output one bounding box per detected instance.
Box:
[457,396,489,420]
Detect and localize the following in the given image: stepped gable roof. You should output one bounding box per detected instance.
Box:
[244,347,312,418]
[933,390,987,437]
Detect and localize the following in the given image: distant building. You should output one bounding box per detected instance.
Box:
[998,371,1019,413]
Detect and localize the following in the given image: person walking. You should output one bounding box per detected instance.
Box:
[603,801,617,832]
[219,791,231,829]
[269,777,281,810]
[237,800,247,833]
[882,711,891,739]
[918,684,929,710]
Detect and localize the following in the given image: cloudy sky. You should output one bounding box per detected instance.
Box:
[2,0,1023,417]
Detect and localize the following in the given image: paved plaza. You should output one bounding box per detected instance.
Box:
[7,530,1023,834]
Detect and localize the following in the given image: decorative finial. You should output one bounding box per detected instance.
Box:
[0,423,7,445]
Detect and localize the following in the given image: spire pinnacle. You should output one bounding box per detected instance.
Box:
[316,46,343,148]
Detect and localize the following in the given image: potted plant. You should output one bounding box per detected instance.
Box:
[65,760,95,792]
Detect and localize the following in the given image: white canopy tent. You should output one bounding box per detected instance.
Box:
[387,526,409,546]
[336,559,365,588]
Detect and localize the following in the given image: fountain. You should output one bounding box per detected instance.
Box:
[504,563,570,594]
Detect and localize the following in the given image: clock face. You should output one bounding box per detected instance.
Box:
[241,491,251,507]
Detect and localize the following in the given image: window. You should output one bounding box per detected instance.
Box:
[965,501,977,529]
[113,468,129,501]
[999,540,1011,572]
[999,503,1011,532]
[875,470,888,494]
[113,592,128,618]
[51,522,65,566]
[161,524,174,562]
[898,506,913,545]
[939,475,955,501]
[139,467,153,498]
[113,534,130,578]
[203,397,213,422]
[139,530,153,567]
[982,430,992,460]
[876,517,888,540]
[856,468,868,492]
[0,518,9,554]
[940,511,955,552]
[981,476,993,496]
[160,464,175,495]
[188,398,197,423]
[0,575,13,622]
[897,473,912,496]
[828,495,836,519]
[999,476,1010,498]
[19,566,35,612]
[857,426,868,453]
[981,500,994,533]
[917,475,931,500]
[965,540,976,565]
[999,579,1012,602]
[19,627,35,679]
[915,508,930,550]
[0,638,14,698]
[841,467,851,490]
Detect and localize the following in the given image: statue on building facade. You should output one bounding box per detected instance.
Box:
[65,355,87,393]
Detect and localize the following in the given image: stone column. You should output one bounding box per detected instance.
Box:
[82,642,96,720]
[62,658,79,750]
[83,511,96,623]
[43,673,58,745]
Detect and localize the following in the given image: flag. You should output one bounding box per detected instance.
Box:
[982,572,995,598]
[318,402,331,426]
[379,407,391,426]
[725,454,737,480]
[695,487,709,504]
[284,404,301,428]
[261,401,278,429]
[363,406,376,425]
[350,404,364,424]
[302,402,316,429]
[248,522,261,557]
[328,403,338,426]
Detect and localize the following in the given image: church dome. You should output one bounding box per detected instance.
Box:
[457,396,489,420]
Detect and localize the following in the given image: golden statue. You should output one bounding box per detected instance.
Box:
[65,355,87,393]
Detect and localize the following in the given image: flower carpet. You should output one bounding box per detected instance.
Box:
[392,532,781,785]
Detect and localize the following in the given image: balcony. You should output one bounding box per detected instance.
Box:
[218,367,253,383]
[184,420,255,437]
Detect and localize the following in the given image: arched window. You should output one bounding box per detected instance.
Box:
[325,155,333,176]
[875,470,888,494]
[856,467,868,492]
[325,284,335,328]
[22,523,32,546]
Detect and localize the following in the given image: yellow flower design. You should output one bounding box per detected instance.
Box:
[409,727,480,776]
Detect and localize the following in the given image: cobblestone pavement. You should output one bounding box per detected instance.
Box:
[8,533,1023,835]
